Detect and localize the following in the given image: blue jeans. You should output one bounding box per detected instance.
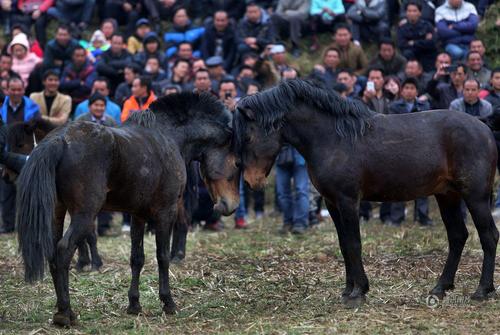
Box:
[47,0,95,25]
[235,177,246,220]
[445,43,468,61]
[275,150,309,229]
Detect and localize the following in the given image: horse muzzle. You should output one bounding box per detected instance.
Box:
[213,197,238,216]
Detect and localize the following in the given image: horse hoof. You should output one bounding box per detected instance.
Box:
[127,304,143,315]
[91,264,102,272]
[471,287,496,301]
[342,294,366,308]
[429,289,446,300]
[75,263,88,272]
[163,303,177,315]
[170,255,184,265]
[53,312,72,327]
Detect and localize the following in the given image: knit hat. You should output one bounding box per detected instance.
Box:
[7,33,29,55]
[90,30,107,45]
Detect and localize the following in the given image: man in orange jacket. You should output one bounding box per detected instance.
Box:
[121,75,156,122]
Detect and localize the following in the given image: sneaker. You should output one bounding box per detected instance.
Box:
[418,219,435,227]
[278,224,292,235]
[204,221,223,232]
[235,217,248,229]
[291,225,306,235]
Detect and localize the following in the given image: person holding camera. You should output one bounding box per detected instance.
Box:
[427,62,467,109]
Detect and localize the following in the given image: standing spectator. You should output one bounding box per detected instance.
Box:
[0,77,40,234]
[346,0,390,44]
[309,47,341,88]
[449,78,492,118]
[368,38,407,77]
[96,33,132,93]
[156,58,191,93]
[271,0,310,58]
[133,32,168,71]
[7,32,41,86]
[74,78,122,124]
[465,51,491,89]
[427,63,466,109]
[121,76,156,122]
[329,23,368,77]
[164,7,205,58]
[397,0,438,72]
[60,46,96,108]
[47,0,95,34]
[387,77,432,226]
[435,0,479,60]
[236,2,276,56]
[43,24,79,72]
[398,59,431,95]
[6,0,52,46]
[127,18,151,55]
[115,64,141,106]
[29,69,71,125]
[201,10,237,72]
[309,0,345,52]
[103,0,141,38]
[76,92,117,126]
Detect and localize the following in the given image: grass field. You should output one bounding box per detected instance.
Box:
[0,205,499,334]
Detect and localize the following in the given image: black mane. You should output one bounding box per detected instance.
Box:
[149,92,231,127]
[237,79,374,141]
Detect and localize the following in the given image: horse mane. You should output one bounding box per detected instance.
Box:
[237,79,374,142]
[124,109,157,128]
[149,92,230,127]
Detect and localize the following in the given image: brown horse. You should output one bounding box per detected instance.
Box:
[234,79,498,306]
[17,92,240,326]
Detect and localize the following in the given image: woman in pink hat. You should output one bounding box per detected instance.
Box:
[7,32,42,86]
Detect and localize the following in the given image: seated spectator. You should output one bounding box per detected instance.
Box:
[192,59,206,73]
[143,0,189,24]
[201,10,237,72]
[450,78,492,118]
[47,0,95,35]
[369,38,406,77]
[0,54,16,79]
[206,56,228,90]
[144,56,168,84]
[43,24,79,72]
[218,78,239,111]
[96,33,132,92]
[164,7,205,58]
[465,51,491,89]
[397,0,437,72]
[361,67,389,114]
[435,0,479,60]
[121,76,156,122]
[271,0,310,57]
[383,75,401,101]
[202,0,246,20]
[191,69,216,95]
[398,0,436,24]
[167,42,198,70]
[398,59,431,95]
[155,58,191,93]
[7,25,43,58]
[77,93,117,126]
[255,44,297,88]
[346,0,390,44]
[81,30,110,63]
[6,0,52,46]
[336,68,359,99]
[127,18,151,55]
[133,32,168,71]
[103,0,140,38]
[60,46,96,107]
[29,69,71,125]
[101,18,118,42]
[309,47,341,88]
[427,63,466,109]
[236,2,276,56]
[483,68,500,109]
[115,64,141,106]
[428,52,453,83]
[74,77,122,124]
[7,32,41,86]
[329,23,368,77]
[163,84,182,96]
[309,0,346,52]
[469,38,490,68]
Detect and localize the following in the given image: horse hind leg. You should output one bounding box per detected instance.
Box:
[430,193,468,299]
[75,241,91,272]
[87,229,103,271]
[464,196,499,300]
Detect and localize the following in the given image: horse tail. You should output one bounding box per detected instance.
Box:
[17,136,65,283]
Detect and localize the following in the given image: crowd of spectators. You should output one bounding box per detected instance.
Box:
[0,0,498,235]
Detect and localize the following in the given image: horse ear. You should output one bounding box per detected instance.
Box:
[239,107,255,120]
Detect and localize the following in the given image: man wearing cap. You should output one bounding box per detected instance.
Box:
[206,56,228,90]
[201,10,237,73]
[387,77,433,227]
[127,18,152,55]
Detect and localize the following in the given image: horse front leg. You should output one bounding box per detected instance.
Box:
[127,216,145,315]
[154,208,177,314]
[327,196,369,307]
[87,229,103,271]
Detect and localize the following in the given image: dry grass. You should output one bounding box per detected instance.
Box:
[0,206,499,334]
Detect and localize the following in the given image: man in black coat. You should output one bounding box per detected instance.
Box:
[236,2,275,55]
[96,33,132,93]
[201,10,237,72]
[43,24,80,72]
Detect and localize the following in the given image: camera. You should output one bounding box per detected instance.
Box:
[225,91,232,99]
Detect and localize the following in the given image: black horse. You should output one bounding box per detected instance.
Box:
[234,79,498,306]
[17,92,240,326]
